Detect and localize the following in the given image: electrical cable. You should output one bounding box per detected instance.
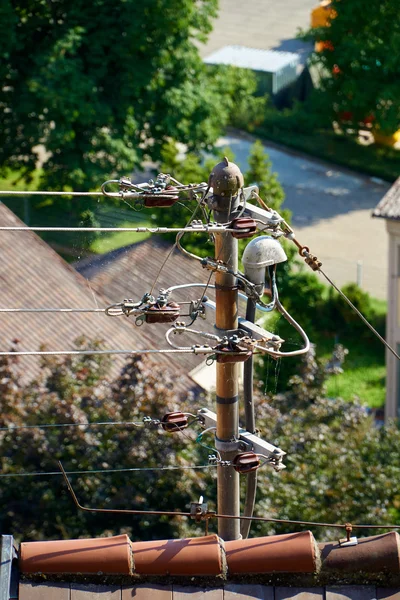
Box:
[0,190,105,196]
[0,419,160,432]
[0,225,237,233]
[149,201,203,295]
[0,464,216,478]
[58,463,400,533]
[0,347,215,357]
[0,308,105,313]
[318,266,400,361]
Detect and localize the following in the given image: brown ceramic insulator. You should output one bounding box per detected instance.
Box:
[20,534,133,575]
[143,195,179,207]
[225,531,318,574]
[145,303,180,324]
[319,532,400,574]
[161,412,189,431]
[232,451,260,474]
[230,217,257,239]
[131,534,225,576]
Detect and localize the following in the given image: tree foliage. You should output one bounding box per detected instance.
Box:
[0,338,208,541]
[246,140,285,214]
[0,0,266,191]
[306,0,400,134]
[0,335,397,544]
[251,346,400,541]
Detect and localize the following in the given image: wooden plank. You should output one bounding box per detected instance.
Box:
[19,582,70,600]
[377,590,400,600]
[224,584,274,599]
[173,586,223,600]
[71,583,121,600]
[275,588,324,600]
[122,584,172,600]
[326,586,377,600]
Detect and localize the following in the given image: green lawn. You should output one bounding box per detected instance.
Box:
[90,222,150,253]
[325,361,385,407]
[0,169,151,255]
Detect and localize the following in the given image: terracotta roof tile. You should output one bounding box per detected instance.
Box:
[75,236,219,378]
[18,531,400,584]
[0,203,198,396]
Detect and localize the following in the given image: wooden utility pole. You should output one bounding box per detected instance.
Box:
[209,158,244,541]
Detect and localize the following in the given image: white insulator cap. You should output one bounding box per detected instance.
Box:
[242,236,287,285]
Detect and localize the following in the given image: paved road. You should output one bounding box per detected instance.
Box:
[199,0,315,62]
[215,133,390,299]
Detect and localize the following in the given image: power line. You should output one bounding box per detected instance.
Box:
[0,464,217,477]
[0,225,238,233]
[0,347,214,357]
[318,266,400,361]
[58,464,400,533]
[0,420,151,431]
[0,308,105,313]
[0,190,105,196]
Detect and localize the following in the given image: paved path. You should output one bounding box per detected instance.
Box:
[215,133,390,299]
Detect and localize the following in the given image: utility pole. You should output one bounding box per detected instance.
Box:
[209,158,244,541]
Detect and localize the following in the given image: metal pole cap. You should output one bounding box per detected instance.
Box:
[209,157,244,197]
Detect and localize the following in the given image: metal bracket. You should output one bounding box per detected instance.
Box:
[215,437,240,453]
[240,199,284,230]
[339,536,358,547]
[202,298,283,345]
[198,408,286,466]
[190,496,209,522]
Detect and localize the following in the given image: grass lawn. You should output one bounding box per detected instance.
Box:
[90,222,150,253]
[325,360,385,407]
[318,304,386,408]
[0,169,151,254]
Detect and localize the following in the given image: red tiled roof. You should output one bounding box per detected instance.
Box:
[19,531,400,578]
[0,204,199,396]
[75,236,218,378]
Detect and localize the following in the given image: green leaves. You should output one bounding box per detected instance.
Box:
[0,0,241,191]
[306,0,400,134]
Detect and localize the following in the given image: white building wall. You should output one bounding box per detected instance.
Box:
[385,220,400,421]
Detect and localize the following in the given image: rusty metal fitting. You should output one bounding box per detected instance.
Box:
[209,157,244,197]
[302,249,322,272]
[200,257,228,273]
[216,347,252,364]
[161,412,189,432]
[190,497,209,523]
[230,217,257,239]
[232,452,261,474]
[345,522,353,542]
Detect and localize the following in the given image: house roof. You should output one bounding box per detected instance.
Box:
[0,203,199,396]
[75,236,220,384]
[15,530,400,599]
[372,177,400,221]
[204,46,300,73]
